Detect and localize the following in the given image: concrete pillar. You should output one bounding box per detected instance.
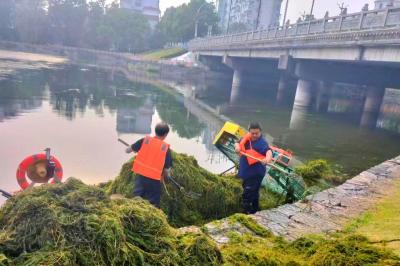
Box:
[276,75,288,104]
[294,79,313,107]
[315,81,332,113]
[230,69,244,104]
[360,86,385,128]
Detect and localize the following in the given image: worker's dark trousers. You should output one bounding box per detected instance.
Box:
[242,175,264,214]
[133,175,161,208]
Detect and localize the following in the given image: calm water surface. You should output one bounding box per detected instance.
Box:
[198,78,400,176]
[0,65,231,196]
[1,63,400,198]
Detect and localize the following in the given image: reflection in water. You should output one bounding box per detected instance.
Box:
[289,105,308,130]
[197,78,400,176]
[117,96,154,134]
[2,63,400,187]
[378,89,400,133]
[0,66,232,195]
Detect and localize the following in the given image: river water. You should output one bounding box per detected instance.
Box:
[0,65,231,195]
[1,60,400,196]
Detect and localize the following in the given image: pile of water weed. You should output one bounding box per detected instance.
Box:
[0,178,222,266]
[221,232,400,266]
[105,152,283,227]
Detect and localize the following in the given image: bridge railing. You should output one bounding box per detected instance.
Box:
[189,7,400,49]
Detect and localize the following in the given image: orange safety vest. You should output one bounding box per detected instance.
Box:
[132,136,170,181]
[239,133,266,166]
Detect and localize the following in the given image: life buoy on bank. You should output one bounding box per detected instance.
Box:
[16,154,63,190]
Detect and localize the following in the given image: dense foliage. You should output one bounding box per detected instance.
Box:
[0,0,219,52]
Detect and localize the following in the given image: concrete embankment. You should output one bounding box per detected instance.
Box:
[195,156,400,242]
[0,41,230,85]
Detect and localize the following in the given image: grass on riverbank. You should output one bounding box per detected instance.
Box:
[345,178,400,255]
[141,48,187,60]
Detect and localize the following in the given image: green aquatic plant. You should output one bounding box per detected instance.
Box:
[220,233,400,266]
[104,152,283,227]
[295,159,333,186]
[0,168,399,265]
[0,178,222,266]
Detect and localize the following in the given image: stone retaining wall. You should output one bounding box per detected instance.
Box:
[200,156,400,243]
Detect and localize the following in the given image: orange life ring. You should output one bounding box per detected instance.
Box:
[16,154,63,190]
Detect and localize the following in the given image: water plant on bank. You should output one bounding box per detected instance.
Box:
[0,164,398,265]
[219,219,400,265]
[104,152,284,227]
[0,178,222,266]
[295,159,348,188]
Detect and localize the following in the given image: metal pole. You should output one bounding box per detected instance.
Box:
[195,21,199,38]
[282,0,290,26]
[310,0,316,17]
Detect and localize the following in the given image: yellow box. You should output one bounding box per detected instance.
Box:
[213,121,247,145]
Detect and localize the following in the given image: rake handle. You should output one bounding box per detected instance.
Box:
[0,189,12,199]
[118,138,130,147]
[240,151,283,173]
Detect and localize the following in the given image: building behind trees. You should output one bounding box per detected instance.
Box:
[374,0,400,9]
[217,0,282,34]
[120,0,160,28]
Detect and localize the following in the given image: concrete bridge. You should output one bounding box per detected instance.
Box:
[189,7,400,129]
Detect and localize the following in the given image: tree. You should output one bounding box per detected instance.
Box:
[47,0,89,46]
[158,0,219,43]
[0,0,16,40]
[83,1,111,49]
[105,7,151,52]
[15,0,48,44]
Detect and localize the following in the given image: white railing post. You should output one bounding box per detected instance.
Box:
[383,8,390,27]
[359,12,365,29]
[338,16,344,31]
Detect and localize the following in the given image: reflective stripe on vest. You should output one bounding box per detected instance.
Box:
[132,136,169,180]
[239,133,265,166]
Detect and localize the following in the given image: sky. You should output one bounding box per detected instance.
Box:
[159,0,377,22]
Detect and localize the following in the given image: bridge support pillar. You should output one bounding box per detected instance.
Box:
[230,69,244,104]
[360,86,385,128]
[294,79,313,107]
[316,81,332,113]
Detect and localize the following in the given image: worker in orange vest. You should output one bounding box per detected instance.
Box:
[125,122,172,208]
[235,122,272,214]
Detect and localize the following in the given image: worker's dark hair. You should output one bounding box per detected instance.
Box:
[249,122,262,131]
[155,122,170,137]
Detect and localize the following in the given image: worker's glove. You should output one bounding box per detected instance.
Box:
[261,158,269,166]
[125,147,133,154]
